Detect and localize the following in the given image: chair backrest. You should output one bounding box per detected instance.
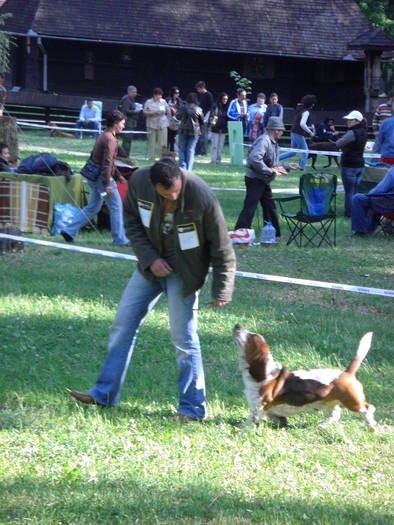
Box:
[299,172,337,217]
[358,166,387,194]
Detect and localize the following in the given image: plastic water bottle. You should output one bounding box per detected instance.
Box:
[261,221,276,245]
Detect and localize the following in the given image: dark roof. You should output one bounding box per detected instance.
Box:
[0,0,374,61]
[348,28,394,50]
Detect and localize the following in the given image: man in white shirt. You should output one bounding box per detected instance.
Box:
[75,99,100,138]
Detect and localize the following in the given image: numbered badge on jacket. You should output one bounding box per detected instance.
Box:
[177,223,200,250]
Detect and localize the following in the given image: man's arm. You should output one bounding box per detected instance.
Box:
[204,198,236,305]
[227,100,239,120]
[78,105,86,121]
[122,176,161,271]
[248,138,276,181]
[373,122,385,153]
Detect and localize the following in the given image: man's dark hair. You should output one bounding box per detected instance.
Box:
[269,92,278,99]
[195,81,206,90]
[153,87,164,96]
[106,109,125,128]
[237,88,246,96]
[0,142,8,155]
[150,158,182,188]
[87,98,93,103]
[186,92,198,104]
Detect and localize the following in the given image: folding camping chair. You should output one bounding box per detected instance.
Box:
[276,172,337,247]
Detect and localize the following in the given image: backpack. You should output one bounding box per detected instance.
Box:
[17,154,73,182]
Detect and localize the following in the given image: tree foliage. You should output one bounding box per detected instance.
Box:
[356,0,394,38]
[0,13,14,72]
[229,70,252,101]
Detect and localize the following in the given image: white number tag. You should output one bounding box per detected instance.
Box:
[177,223,200,250]
[138,199,154,228]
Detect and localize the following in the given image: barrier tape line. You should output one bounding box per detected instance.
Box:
[16,121,148,135]
[1,234,392,298]
[234,142,381,159]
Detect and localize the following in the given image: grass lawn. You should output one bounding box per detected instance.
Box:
[0,130,393,524]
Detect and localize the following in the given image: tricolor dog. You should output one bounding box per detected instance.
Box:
[233,324,376,430]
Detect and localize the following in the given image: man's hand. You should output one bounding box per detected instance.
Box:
[150,258,173,277]
[118,175,126,184]
[289,163,299,170]
[273,166,287,175]
[211,299,229,308]
[105,185,114,195]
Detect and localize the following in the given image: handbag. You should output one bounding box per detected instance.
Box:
[80,157,101,181]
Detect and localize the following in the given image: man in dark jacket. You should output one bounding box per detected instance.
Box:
[118,85,141,156]
[70,158,236,421]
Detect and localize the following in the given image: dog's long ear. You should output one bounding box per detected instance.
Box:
[247,336,271,382]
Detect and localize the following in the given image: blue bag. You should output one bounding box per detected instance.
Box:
[80,158,101,181]
[50,202,80,235]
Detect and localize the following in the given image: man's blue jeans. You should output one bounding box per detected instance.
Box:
[341,167,364,217]
[279,132,309,169]
[88,269,206,419]
[178,134,199,171]
[62,178,129,245]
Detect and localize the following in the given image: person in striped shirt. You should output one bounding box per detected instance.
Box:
[372,92,393,136]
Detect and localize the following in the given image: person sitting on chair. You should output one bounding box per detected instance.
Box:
[75,98,100,138]
[351,166,394,236]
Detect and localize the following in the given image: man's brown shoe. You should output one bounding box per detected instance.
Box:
[69,390,97,405]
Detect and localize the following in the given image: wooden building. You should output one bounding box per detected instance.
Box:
[0,0,388,111]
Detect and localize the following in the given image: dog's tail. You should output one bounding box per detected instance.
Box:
[345,332,373,375]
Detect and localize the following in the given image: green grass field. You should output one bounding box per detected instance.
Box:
[0,130,393,524]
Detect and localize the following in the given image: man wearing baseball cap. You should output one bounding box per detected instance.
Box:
[335,110,367,218]
[234,116,298,237]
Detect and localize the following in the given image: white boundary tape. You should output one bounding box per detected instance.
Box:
[235,142,381,159]
[1,234,392,298]
[16,121,148,135]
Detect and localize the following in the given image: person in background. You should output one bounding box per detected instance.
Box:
[209,92,229,164]
[234,117,298,238]
[118,85,141,157]
[0,143,16,172]
[335,110,367,218]
[68,158,236,421]
[75,98,101,138]
[194,81,214,156]
[351,166,394,235]
[247,93,267,142]
[372,91,394,136]
[227,88,249,133]
[263,92,283,128]
[313,117,339,143]
[279,94,317,170]
[373,109,394,165]
[61,110,129,245]
[144,88,171,161]
[166,86,183,157]
[175,92,204,171]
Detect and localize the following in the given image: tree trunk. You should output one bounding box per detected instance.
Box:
[0,116,19,164]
